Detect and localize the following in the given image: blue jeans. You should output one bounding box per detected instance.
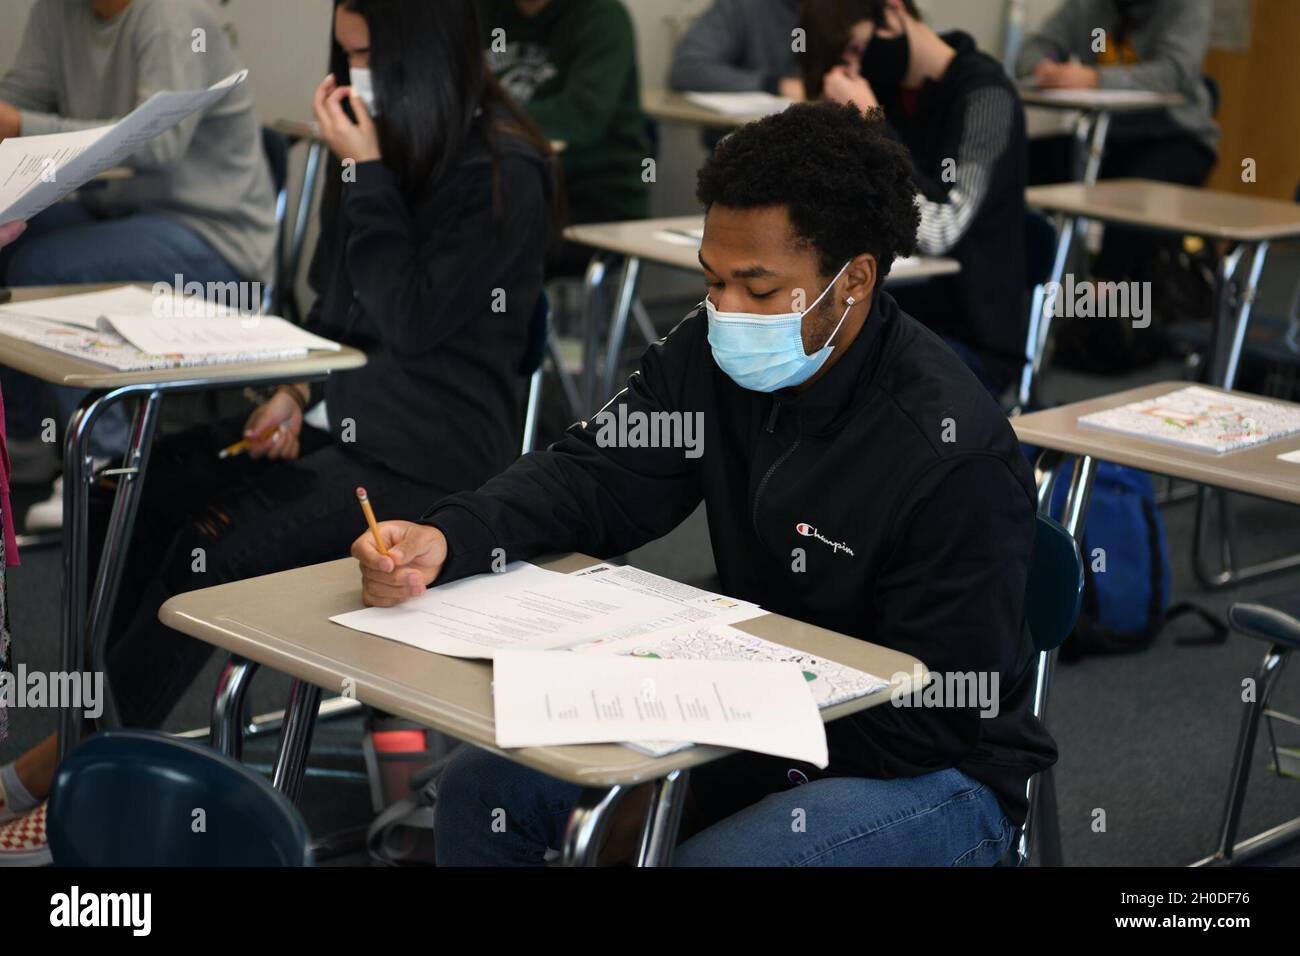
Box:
[0,204,244,457]
[433,747,1015,866]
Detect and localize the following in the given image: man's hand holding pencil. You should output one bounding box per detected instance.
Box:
[351,514,448,607]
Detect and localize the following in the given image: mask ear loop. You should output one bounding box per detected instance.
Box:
[817,297,855,353]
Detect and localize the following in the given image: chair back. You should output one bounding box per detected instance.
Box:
[48,730,313,866]
[1026,512,1085,653]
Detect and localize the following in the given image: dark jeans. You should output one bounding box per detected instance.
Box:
[433,747,1014,866]
[1027,131,1216,281]
[92,420,447,729]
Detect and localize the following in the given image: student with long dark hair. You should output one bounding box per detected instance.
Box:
[0,0,554,866]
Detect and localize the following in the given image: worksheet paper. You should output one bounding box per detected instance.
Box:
[583,623,890,758]
[0,285,161,329]
[683,91,793,117]
[0,70,249,224]
[330,562,764,660]
[102,314,341,356]
[491,650,829,766]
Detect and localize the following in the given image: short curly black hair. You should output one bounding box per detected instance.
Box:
[696,102,919,278]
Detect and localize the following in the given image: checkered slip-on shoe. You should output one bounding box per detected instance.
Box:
[0,802,51,866]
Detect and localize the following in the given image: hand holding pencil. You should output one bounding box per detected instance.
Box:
[237,387,305,460]
[350,504,448,607]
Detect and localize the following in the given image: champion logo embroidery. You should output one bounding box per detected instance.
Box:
[795,522,855,557]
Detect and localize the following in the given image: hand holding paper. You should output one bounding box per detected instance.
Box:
[0,70,249,225]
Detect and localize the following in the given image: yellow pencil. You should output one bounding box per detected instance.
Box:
[356,486,389,556]
[218,420,290,459]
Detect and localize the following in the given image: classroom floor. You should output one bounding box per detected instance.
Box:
[5,246,1300,867]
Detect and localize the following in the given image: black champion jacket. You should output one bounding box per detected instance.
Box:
[424,290,1058,825]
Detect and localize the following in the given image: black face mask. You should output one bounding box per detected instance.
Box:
[860,23,910,93]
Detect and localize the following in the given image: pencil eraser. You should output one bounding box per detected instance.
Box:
[356,486,367,500]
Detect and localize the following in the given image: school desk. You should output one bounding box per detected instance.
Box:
[562,214,961,415]
[1012,381,1300,864]
[1025,179,1300,395]
[0,283,366,762]
[158,553,926,866]
[1018,87,1184,185]
[641,89,780,130]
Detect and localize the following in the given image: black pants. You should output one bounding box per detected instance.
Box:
[93,420,448,729]
[1028,131,1216,281]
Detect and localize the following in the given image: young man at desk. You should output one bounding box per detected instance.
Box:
[353,102,1057,867]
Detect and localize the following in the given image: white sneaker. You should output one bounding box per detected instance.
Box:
[24,476,64,532]
[24,457,112,532]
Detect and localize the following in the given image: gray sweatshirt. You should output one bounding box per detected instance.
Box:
[1015,0,1219,154]
[1,0,276,285]
[668,0,801,93]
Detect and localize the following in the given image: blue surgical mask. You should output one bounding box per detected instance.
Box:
[706,261,855,392]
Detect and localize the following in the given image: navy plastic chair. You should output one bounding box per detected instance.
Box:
[520,290,552,455]
[1015,513,1084,865]
[48,730,313,866]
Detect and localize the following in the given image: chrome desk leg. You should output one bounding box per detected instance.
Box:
[88,389,163,731]
[271,680,322,804]
[636,768,690,867]
[59,389,140,760]
[211,656,260,760]
[601,255,643,401]
[283,139,324,324]
[1214,240,1269,390]
[560,785,626,866]
[1020,217,1078,409]
[579,254,610,414]
[1082,110,1110,186]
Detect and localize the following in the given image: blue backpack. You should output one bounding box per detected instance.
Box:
[1048,462,1173,657]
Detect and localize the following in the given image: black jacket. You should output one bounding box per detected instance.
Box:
[878,31,1028,392]
[304,119,553,491]
[425,291,1057,826]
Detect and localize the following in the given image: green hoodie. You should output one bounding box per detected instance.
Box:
[478,0,650,223]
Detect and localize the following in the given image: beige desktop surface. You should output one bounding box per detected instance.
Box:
[1012,381,1300,504]
[1026,179,1300,241]
[1018,88,1183,112]
[642,89,770,129]
[0,284,366,388]
[564,216,960,282]
[160,554,924,788]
